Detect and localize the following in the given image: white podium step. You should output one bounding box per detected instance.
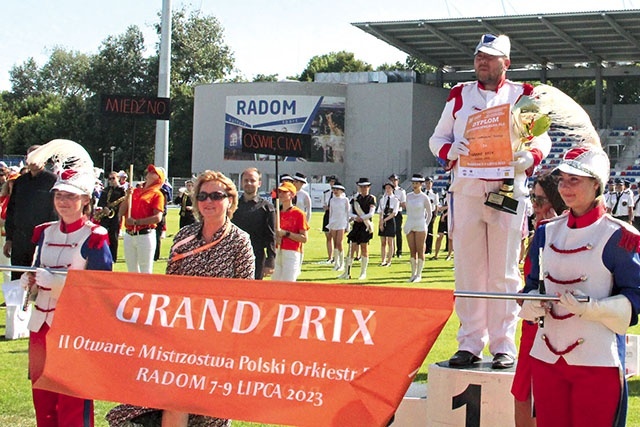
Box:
[425,359,516,427]
[393,382,428,426]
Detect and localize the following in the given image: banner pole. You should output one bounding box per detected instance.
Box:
[127,164,134,222]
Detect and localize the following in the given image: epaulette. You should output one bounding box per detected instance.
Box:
[86,222,109,249]
[609,217,640,253]
[31,221,56,244]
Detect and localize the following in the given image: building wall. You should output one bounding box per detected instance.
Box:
[192,81,449,192]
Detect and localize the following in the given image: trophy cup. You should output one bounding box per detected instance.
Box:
[484,96,551,215]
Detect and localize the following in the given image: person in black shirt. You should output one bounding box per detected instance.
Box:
[232,167,276,279]
[96,171,126,261]
[174,179,196,229]
[3,145,57,279]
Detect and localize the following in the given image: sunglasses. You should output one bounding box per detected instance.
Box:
[529,194,550,207]
[196,191,229,202]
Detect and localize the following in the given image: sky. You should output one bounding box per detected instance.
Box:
[1,0,638,91]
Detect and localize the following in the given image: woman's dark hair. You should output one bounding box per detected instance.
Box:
[533,172,567,214]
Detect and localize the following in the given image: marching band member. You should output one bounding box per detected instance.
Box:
[520,147,640,427]
[118,165,164,274]
[429,33,552,368]
[21,140,112,427]
[272,181,309,282]
[95,171,125,261]
[403,174,432,283]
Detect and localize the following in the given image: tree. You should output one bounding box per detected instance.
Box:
[9,58,42,99]
[376,56,437,75]
[164,7,235,87]
[552,80,597,105]
[298,51,373,82]
[160,7,236,175]
[86,26,151,96]
[253,74,279,82]
[40,47,91,98]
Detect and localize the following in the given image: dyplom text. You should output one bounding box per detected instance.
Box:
[115,292,376,345]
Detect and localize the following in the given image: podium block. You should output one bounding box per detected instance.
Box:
[425,359,515,427]
[393,382,428,427]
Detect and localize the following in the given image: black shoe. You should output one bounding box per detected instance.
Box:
[491,353,515,369]
[448,350,481,368]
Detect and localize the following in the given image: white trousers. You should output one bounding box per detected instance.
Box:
[451,192,523,357]
[123,231,157,274]
[272,249,301,282]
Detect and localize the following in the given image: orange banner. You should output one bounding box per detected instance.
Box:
[35,271,453,427]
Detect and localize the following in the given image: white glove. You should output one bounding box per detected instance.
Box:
[447,139,470,161]
[35,268,67,299]
[511,150,534,173]
[19,272,31,291]
[518,291,547,321]
[558,291,631,335]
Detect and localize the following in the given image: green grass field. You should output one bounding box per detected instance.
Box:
[0,207,638,426]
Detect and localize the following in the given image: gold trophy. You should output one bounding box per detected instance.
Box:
[484,96,551,214]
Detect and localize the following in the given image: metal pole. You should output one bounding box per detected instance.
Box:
[0,265,67,275]
[453,290,590,302]
[154,0,171,174]
[110,146,116,172]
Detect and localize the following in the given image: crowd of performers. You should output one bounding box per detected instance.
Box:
[5,32,640,427]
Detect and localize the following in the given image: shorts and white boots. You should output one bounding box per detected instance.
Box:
[333,250,344,271]
[338,255,368,280]
[408,258,424,283]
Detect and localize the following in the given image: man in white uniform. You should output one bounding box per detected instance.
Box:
[429,33,551,369]
[606,178,634,224]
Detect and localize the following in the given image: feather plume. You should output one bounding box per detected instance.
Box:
[26,139,94,174]
[514,84,600,149]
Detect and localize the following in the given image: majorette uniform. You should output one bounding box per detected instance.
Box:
[403,191,432,233]
[429,79,552,358]
[327,193,350,231]
[524,204,640,427]
[28,218,112,427]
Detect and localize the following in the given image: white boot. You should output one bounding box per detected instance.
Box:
[358,256,369,280]
[408,258,417,282]
[413,259,424,283]
[333,250,343,271]
[338,257,352,279]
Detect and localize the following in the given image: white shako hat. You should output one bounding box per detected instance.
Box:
[554,147,610,195]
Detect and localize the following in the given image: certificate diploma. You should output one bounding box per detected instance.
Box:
[459,104,514,179]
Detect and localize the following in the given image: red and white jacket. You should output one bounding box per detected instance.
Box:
[28,218,112,331]
[429,80,552,198]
